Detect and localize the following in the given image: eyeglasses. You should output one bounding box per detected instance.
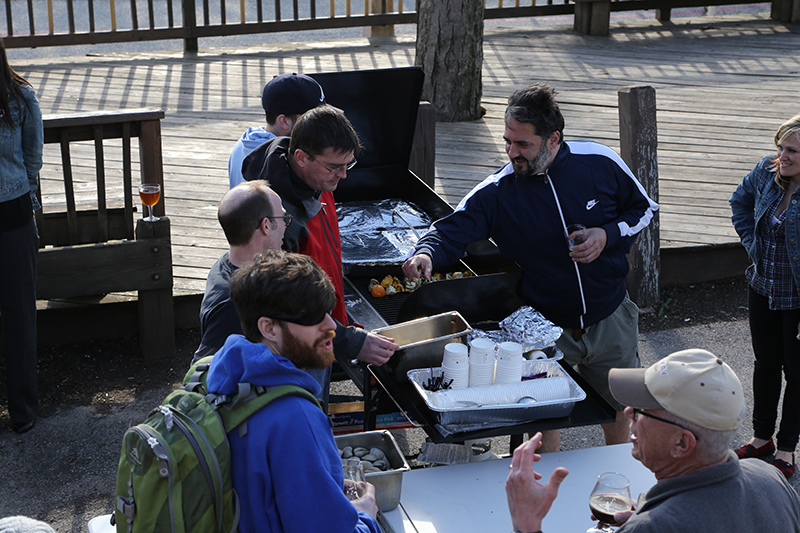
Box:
[271,310,332,327]
[265,214,293,227]
[632,408,699,441]
[309,155,357,175]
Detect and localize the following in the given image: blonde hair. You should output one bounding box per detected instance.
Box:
[773,114,800,190]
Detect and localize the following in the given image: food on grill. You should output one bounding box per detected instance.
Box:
[368,272,474,298]
[371,284,387,298]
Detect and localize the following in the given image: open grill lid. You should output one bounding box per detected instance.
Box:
[309,66,423,173]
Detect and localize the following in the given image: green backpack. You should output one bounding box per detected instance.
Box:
[113,356,321,533]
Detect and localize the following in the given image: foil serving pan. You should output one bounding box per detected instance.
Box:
[407,359,585,429]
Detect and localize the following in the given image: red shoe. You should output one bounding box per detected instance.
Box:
[734,439,775,459]
[774,454,796,479]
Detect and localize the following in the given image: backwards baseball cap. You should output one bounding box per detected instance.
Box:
[608,349,746,431]
[261,73,326,116]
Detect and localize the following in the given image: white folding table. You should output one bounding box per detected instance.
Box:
[381,443,656,533]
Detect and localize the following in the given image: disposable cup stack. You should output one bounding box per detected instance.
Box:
[495,341,524,384]
[442,342,469,389]
[468,338,496,387]
[433,376,572,409]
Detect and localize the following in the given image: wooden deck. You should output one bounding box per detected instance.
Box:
[17,12,800,310]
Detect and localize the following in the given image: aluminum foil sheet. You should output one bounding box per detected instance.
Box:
[500,306,563,350]
[337,199,432,266]
[468,306,562,352]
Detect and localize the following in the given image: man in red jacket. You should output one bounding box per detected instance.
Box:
[241,106,397,406]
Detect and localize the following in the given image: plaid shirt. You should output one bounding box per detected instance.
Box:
[746,194,800,310]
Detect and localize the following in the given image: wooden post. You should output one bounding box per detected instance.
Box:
[139,119,166,217]
[618,86,659,310]
[182,0,198,52]
[655,8,672,21]
[364,0,395,37]
[573,0,610,36]
[771,0,800,22]
[409,101,436,188]
[136,217,176,359]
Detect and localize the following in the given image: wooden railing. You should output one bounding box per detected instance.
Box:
[2,0,793,51]
[36,108,175,359]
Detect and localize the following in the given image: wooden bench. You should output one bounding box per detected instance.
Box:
[35,109,175,359]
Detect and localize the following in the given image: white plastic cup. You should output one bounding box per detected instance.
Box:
[468,360,495,387]
[469,338,496,364]
[495,360,523,384]
[442,360,470,389]
[443,342,469,365]
[497,341,523,360]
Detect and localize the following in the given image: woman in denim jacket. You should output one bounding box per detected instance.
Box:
[0,37,43,434]
[730,114,800,479]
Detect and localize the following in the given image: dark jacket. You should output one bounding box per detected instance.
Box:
[242,137,367,358]
[415,141,659,329]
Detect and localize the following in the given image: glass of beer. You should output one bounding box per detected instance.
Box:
[342,458,366,501]
[587,472,632,532]
[138,183,161,222]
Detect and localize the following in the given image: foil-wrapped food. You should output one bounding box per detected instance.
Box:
[500,306,562,351]
[469,306,562,352]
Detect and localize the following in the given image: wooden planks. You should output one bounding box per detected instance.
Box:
[15,12,800,299]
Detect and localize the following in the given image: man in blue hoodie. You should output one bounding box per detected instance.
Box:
[228,73,326,188]
[205,250,381,533]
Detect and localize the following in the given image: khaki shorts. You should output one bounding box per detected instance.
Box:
[555,295,641,411]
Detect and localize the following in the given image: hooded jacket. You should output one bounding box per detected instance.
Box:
[414,140,658,329]
[205,335,380,533]
[228,127,276,189]
[242,137,366,358]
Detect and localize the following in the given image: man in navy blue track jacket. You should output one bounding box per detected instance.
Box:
[403,84,659,450]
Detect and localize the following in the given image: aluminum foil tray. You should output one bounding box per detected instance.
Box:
[407,360,585,429]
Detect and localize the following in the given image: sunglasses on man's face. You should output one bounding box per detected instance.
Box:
[271,310,331,327]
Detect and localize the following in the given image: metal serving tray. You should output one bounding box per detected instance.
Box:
[334,430,410,512]
[373,311,472,382]
[407,359,585,429]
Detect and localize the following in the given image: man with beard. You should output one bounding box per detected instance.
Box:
[403,84,659,449]
[205,250,380,533]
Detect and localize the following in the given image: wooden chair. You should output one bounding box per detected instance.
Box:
[35,108,175,359]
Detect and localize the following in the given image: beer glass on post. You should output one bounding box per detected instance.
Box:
[138,183,161,222]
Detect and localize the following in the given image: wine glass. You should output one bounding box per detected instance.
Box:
[138,183,161,222]
[587,472,632,532]
[342,458,365,501]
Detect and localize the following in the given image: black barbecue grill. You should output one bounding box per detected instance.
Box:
[311,67,615,443]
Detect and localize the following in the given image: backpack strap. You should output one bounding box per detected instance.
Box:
[182,355,215,394]
[215,384,322,435]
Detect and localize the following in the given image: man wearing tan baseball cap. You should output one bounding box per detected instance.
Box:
[506,349,800,533]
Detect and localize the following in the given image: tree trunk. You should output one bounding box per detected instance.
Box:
[415,0,484,122]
